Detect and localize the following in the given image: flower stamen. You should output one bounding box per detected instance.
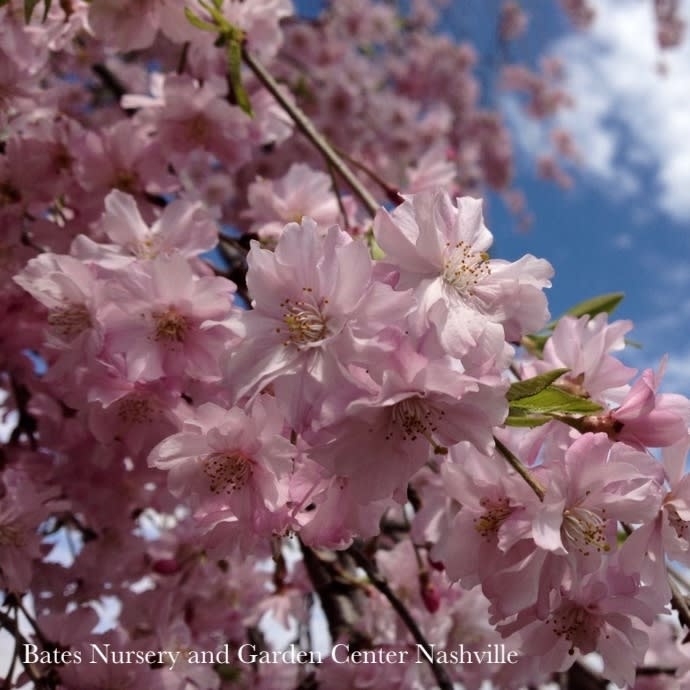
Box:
[442,241,491,297]
[47,303,92,338]
[474,496,512,539]
[277,297,328,348]
[153,308,189,343]
[561,505,610,556]
[389,397,448,454]
[203,452,253,494]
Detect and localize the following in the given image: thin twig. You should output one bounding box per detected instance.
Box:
[177,41,190,74]
[333,145,404,206]
[493,436,545,500]
[1,610,18,690]
[241,48,381,218]
[0,610,50,688]
[16,598,52,649]
[668,563,690,593]
[348,543,454,690]
[326,160,351,230]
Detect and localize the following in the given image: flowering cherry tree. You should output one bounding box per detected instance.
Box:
[1,1,689,689]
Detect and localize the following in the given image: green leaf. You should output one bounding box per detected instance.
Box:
[546,292,624,329]
[198,0,230,31]
[184,7,217,32]
[227,32,252,116]
[505,409,553,428]
[506,368,570,402]
[368,235,385,260]
[566,291,624,319]
[509,386,603,415]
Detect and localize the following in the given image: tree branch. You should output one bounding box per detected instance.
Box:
[0,610,54,689]
[493,436,545,500]
[348,543,454,690]
[241,48,381,218]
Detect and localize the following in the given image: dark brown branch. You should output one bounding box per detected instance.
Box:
[565,661,607,690]
[91,64,135,116]
[348,543,454,690]
[241,48,380,218]
[300,544,367,644]
[333,145,404,206]
[8,375,37,451]
[0,610,54,689]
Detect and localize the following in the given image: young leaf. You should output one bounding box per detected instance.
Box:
[505,409,553,428]
[184,7,217,32]
[509,386,603,414]
[546,292,624,329]
[566,292,624,319]
[507,368,570,402]
[227,33,252,116]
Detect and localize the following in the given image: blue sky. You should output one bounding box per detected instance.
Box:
[489,0,690,396]
[296,0,690,396]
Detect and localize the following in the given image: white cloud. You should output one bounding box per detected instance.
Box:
[506,0,690,221]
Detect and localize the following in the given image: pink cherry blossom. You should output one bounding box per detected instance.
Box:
[103,254,237,381]
[148,396,293,523]
[224,217,412,427]
[374,189,553,359]
[73,190,219,267]
[244,163,350,242]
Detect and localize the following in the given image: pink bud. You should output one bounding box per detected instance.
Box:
[421,582,441,613]
[152,558,180,575]
[428,558,445,572]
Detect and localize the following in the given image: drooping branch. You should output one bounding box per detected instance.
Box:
[0,609,54,689]
[241,48,381,218]
[300,543,368,644]
[347,543,454,690]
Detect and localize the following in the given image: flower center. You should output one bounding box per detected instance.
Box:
[389,397,447,455]
[0,523,25,547]
[0,243,14,269]
[132,235,160,260]
[474,496,512,539]
[187,113,210,143]
[153,308,189,343]
[113,169,139,194]
[561,505,610,556]
[47,303,92,339]
[0,181,21,207]
[441,241,491,296]
[117,396,155,425]
[549,602,601,655]
[203,452,253,494]
[278,298,329,348]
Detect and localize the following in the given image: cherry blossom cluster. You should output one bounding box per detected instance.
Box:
[1,1,690,690]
